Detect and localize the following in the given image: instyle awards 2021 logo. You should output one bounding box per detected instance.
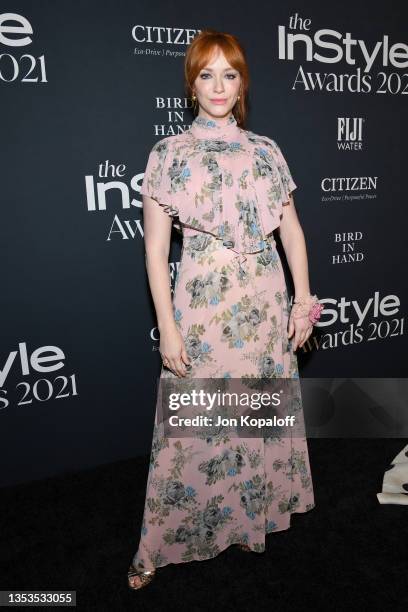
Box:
[84,155,180,357]
[85,160,145,242]
[279,15,408,94]
[0,12,48,83]
[0,342,79,411]
[302,291,403,352]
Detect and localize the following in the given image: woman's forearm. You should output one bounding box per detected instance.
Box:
[280,225,311,299]
[145,250,176,331]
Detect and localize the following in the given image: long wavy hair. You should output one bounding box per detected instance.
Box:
[184,29,250,129]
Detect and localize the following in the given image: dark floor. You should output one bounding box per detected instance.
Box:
[1,439,407,612]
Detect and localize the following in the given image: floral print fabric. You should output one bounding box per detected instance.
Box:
[141,113,298,263]
[133,114,315,571]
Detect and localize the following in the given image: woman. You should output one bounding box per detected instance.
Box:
[128,29,323,590]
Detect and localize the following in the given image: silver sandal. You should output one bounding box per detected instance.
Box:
[127,563,156,590]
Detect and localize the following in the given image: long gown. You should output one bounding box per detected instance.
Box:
[132,113,315,570]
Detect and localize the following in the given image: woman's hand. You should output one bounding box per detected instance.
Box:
[159,324,191,377]
[288,310,313,351]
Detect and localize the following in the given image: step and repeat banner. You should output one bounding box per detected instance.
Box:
[1,1,407,487]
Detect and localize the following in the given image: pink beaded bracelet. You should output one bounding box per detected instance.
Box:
[291,294,323,325]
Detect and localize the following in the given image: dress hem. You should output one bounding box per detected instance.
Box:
[134,502,316,571]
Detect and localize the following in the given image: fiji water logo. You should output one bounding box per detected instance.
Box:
[337,117,364,150]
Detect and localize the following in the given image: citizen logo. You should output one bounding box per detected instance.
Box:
[131,26,200,45]
[321,176,377,192]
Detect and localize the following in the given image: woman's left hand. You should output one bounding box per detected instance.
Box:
[288,311,313,351]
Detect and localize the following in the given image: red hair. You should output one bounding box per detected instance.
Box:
[184,29,250,129]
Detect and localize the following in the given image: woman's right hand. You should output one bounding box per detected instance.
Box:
[159,324,191,377]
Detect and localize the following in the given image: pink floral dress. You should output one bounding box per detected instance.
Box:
[132,114,315,570]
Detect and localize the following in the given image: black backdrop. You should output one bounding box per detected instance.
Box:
[1,1,407,488]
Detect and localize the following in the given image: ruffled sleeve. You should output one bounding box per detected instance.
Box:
[264,137,297,206]
[140,131,298,259]
[247,134,298,246]
[140,138,182,230]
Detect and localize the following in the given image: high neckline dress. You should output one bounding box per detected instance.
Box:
[132,113,316,570]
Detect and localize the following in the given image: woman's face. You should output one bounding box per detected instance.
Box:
[193,48,241,120]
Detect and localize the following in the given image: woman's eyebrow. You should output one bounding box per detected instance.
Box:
[201,67,235,71]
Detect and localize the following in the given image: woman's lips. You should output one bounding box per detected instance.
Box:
[211,99,227,104]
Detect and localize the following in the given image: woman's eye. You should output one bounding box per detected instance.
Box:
[199,73,237,79]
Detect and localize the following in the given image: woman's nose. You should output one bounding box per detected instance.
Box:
[213,80,225,92]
